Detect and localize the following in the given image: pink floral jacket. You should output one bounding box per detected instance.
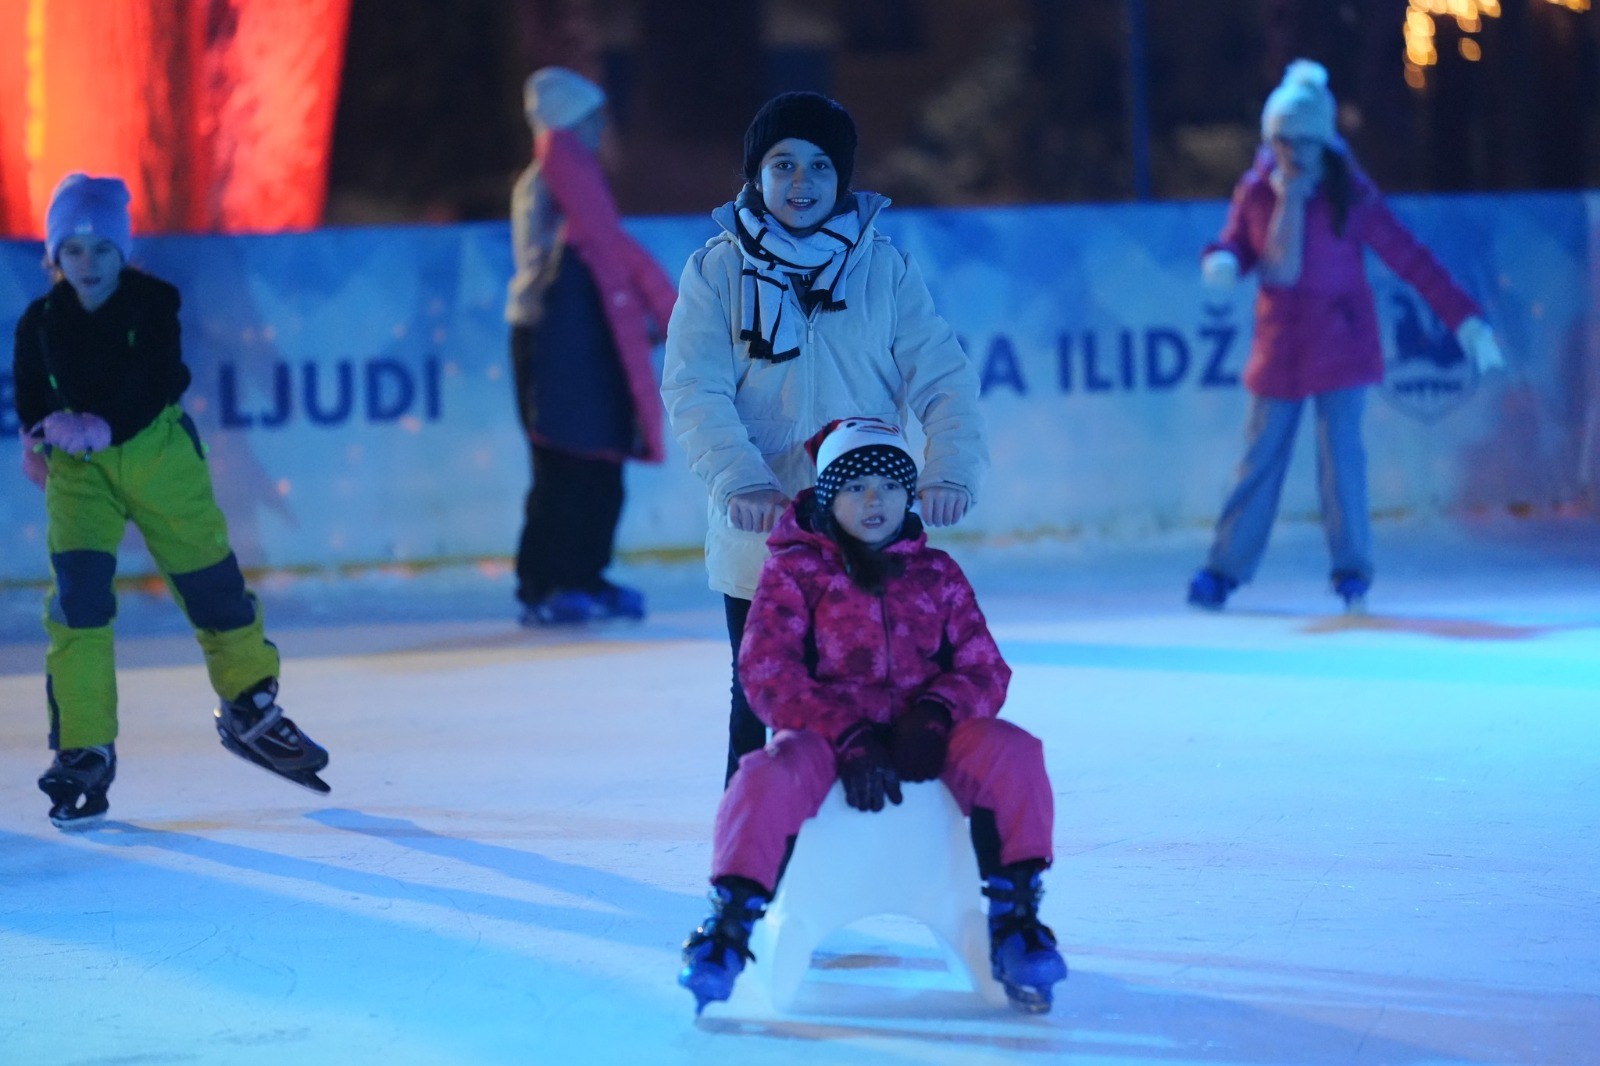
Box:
[738,495,1011,744]
[1210,148,1480,400]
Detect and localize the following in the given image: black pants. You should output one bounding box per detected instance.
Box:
[515,445,624,606]
[724,595,768,785]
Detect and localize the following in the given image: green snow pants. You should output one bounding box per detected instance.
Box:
[42,404,278,749]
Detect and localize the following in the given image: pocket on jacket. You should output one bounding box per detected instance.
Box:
[177,412,206,460]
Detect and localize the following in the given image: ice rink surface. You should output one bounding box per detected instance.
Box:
[1,515,1597,1065]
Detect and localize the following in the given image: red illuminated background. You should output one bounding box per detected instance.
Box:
[0,0,349,239]
[0,1,1594,239]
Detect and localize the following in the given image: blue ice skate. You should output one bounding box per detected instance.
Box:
[1331,571,1370,615]
[39,744,116,829]
[521,589,595,626]
[678,877,768,1015]
[1186,568,1237,611]
[985,861,1068,1014]
[589,582,646,620]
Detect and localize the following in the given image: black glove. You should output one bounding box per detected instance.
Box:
[892,699,953,782]
[834,720,902,812]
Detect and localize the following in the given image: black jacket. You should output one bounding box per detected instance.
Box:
[12,268,192,445]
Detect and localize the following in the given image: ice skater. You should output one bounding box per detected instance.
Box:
[1188,59,1505,613]
[661,91,986,784]
[507,67,677,625]
[677,419,1064,1015]
[12,173,329,828]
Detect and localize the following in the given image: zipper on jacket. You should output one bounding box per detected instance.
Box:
[879,591,893,719]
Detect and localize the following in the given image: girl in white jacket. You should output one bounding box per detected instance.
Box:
[661,91,987,783]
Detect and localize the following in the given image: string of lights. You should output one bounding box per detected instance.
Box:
[1404,0,1591,89]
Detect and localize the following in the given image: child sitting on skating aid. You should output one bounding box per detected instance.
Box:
[11,174,329,828]
[677,418,1066,1015]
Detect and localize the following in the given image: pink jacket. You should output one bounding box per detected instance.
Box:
[535,129,678,461]
[1211,149,1480,400]
[738,496,1011,744]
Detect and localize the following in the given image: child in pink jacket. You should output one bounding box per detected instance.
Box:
[1188,60,1504,613]
[506,68,676,625]
[677,418,1065,1015]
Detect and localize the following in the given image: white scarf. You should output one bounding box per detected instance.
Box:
[733,187,862,362]
[1260,167,1315,287]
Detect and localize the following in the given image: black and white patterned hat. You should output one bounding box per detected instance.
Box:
[807,417,918,513]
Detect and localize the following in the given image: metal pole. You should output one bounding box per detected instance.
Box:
[1125,0,1153,200]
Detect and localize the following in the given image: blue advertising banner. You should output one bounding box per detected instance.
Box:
[1,193,1592,582]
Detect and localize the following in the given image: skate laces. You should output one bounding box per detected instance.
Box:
[225,681,303,746]
[684,886,768,964]
[984,872,1058,952]
[58,744,113,771]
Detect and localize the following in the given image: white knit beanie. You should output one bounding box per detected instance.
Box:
[523,67,605,132]
[806,418,919,513]
[1260,59,1337,145]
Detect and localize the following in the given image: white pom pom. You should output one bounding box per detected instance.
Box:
[1282,59,1329,90]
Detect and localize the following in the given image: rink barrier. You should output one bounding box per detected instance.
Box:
[1,192,1594,583]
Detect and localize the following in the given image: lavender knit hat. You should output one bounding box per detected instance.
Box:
[45,173,132,265]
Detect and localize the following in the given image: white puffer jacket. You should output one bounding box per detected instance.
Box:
[662,193,986,599]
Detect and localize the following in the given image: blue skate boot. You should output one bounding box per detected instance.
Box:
[1331,571,1370,615]
[985,860,1068,1014]
[1186,568,1237,611]
[521,589,595,626]
[39,744,116,829]
[588,581,646,620]
[678,876,769,1014]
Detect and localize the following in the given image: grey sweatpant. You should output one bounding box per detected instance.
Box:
[1205,386,1372,584]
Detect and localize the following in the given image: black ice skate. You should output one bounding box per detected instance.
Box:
[38,744,116,829]
[215,678,330,793]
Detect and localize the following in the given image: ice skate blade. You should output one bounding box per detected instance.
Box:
[1001,983,1054,1014]
[48,805,108,830]
[1343,596,1368,617]
[678,969,732,1016]
[218,733,332,794]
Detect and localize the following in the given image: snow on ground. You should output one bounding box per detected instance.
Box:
[1,514,1597,1065]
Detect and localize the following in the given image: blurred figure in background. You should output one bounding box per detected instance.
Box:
[506,67,677,625]
[1187,59,1505,615]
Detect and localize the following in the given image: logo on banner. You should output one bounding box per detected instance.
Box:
[1380,293,1477,423]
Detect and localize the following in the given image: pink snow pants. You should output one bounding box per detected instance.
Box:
[711,717,1054,892]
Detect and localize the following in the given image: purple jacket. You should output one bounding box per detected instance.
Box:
[1211,149,1480,400]
[738,495,1011,745]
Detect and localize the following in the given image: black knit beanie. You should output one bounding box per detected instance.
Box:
[742,91,857,194]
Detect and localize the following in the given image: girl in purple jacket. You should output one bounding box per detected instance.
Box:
[677,418,1065,1015]
[1187,60,1504,613]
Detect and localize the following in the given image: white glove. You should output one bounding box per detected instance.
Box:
[1201,250,1239,290]
[1455,316,1505,374]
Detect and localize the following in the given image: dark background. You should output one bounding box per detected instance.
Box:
[324,0,1600,224]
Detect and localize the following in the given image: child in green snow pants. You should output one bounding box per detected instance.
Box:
[42,404,277,749]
